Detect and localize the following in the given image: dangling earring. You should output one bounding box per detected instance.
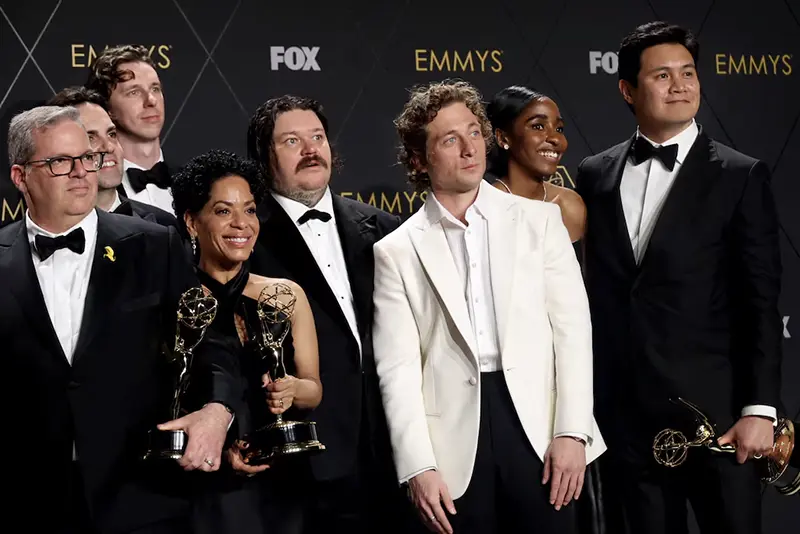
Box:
[190,236,197,255]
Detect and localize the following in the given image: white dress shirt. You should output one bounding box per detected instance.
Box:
[108,190,122,212]
[26,209,98,365]
[426,184,589,444]
[620,120,775,422]
[121,149,174,215]
[272,188,362,357]
[427,188,501,373]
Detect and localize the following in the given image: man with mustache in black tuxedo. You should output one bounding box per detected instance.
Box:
[247,95,411,534]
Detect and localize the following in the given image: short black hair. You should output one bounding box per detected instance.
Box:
[47,86,108,110]
[171,149,266,237]
[246,95,341,188]
[486,85,547,177]
[618,21,699,87]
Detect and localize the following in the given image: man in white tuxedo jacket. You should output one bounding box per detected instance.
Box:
[373,80,605,534]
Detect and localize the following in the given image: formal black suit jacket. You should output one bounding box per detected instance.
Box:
[249,193,401,482]
[0,210,240,533]
[114,197,178,228]
[577,129,782,447]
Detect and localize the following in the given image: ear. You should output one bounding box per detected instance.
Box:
[494,128,510,150]
[410,152,427,175]
[619,80,635,106]
[183,211,197,239]
[10,164,27,194]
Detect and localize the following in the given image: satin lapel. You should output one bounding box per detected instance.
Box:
[486,196,517,356]
[409,222,478,362]
[72,211,131,365]
[3,223,69,366]
[638,132,718,271]
[332,196,376,345]
[258,197,353,337]
[603,136,637,272]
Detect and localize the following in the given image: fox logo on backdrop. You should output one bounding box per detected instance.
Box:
[270,46,321,71]
[589,51,618,74]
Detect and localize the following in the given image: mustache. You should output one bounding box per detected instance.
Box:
[296,155,328,172]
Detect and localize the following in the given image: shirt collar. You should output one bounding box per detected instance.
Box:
[26,208,98,252]
[108,191,122,212]
[637,119,699,166]
[271,187,335,227]
[426,179,491,228]
[123,148,165,171]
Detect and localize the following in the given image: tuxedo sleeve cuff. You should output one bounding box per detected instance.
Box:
[554,432,591,445]
[400,466,437,486]
[742,405,777,424]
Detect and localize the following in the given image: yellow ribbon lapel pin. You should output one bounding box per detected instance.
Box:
[103,246,116,262]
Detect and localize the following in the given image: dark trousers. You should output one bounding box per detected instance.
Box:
[61,463,190,534]
[599,436,762,534]
[301,409,414,534]
[446,371,577,534]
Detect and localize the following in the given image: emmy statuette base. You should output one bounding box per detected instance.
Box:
[243,419,326,466]
[142,428,187,461]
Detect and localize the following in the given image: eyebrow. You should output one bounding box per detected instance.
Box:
[213,199,255,206]
[526,114,564,123]
[645,63,696,75]
[275,128,325,139]
[440,122,481,139]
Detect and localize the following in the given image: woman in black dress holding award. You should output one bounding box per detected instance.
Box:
[172,149,322,534]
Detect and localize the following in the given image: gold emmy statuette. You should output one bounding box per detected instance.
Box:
[653,398,797,493]
[143,287,218,460]
[242,283,325,466]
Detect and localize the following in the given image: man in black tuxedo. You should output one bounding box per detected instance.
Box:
[0,105,240,533]
[86,45,173,215]
[48,87,176,226]
[246,95,409,533]
[577,22,782,534]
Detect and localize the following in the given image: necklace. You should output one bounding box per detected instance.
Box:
[498,179,547,202]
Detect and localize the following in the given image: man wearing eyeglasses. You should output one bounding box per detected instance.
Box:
[0,105,242,533]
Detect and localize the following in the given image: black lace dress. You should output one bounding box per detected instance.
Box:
[192,262,306,534]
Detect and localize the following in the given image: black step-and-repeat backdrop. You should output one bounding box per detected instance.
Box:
[1,0,798,529]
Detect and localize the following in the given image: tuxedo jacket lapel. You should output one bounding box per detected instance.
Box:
[638,131,720,272]
[409,216,478,363]
[332,195,378,345]
[2,223,68,366]
[72,211,134,365]
[485,195,517,355]
[259,196,355,343]
[603,135,638,273]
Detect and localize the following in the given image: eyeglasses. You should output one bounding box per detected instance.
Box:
[24,152,106,176]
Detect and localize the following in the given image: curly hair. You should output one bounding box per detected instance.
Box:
[171,149,266,237]
[246,95,341,188]
[48,86,108,110]
[394,79,493,192]
[85,45,158,101]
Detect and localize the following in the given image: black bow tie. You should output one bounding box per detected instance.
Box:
[127,161,171,193]
[34,228,85,261]
[631,136,679,171]
[297,209,332,225]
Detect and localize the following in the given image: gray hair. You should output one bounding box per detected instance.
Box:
[7,105,83,165]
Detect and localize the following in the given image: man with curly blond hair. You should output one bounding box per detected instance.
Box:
[372,80,606,534]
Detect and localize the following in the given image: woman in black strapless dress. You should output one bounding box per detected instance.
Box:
[172,149,322,534]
